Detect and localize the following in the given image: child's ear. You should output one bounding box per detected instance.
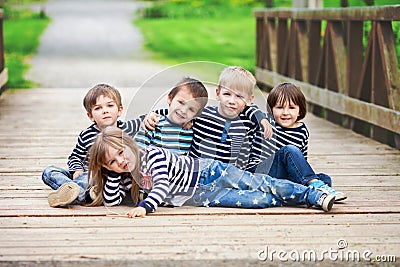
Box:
[248,94,255,104]
[87,112,95,122]
[215,87,220,100]
[167,94,173,105]
[118,105,123,116]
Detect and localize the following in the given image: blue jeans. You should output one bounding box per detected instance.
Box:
[192,159,326,209]
[251,145,332,186]
[42,165,89,203]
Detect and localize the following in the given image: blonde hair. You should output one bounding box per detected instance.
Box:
[88,127,142,206]
[218,66,256,97]
[83,84,122,115]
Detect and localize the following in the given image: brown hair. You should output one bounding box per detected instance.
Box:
[169,77,208,116]
[87,127,142,206]
[83,84,122,114]
[267,82,307,121]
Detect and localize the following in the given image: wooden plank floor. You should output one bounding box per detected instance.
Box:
[0,88,399,266]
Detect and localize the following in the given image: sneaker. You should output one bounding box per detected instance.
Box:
[48,182,80,207]
[309,180,347,202]
[316,193,336,212]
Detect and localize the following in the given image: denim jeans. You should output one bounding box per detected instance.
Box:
[251,145,332,186]
[191,159,325,209]
[42,165,89,203]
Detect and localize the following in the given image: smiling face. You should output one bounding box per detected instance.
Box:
[216,87,254,119]
[102,144,137,174]
[272,100,301,128]
[167,87,202,126]
[87,95,122,130]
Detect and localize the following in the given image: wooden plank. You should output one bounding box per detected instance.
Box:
[253,5,400,21]
[255,67,400,134]
[0,88,399,266]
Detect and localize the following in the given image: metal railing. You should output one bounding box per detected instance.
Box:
[254,5,400,149]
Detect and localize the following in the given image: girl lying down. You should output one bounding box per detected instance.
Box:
[87,127,335,218]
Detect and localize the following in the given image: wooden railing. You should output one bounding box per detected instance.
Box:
[0,9,7,95]
[254,5,400,149]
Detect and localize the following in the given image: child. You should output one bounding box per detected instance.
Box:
[264,82,346,201]
[88,127,336,218]
[147,67,345,201]
[42,83,146,207]
[135,77,208,155]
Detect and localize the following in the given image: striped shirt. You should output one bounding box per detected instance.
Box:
[189,105,274,170]
[249,122,309,164]
[273,123,309,158]
[134,116,193,155]
[103,146,200,213]
[67,118,144,172]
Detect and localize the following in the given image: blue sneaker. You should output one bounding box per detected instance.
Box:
[309,180,347,202]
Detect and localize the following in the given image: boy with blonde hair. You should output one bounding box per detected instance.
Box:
[189,66,273,168]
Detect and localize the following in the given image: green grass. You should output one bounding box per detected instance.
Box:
[3,5,50,89]
[136,0,400,73]
[135,16,256,72]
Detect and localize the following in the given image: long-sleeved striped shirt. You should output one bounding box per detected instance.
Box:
[249,122,309,163]
[67,118,144,173]
[134,116,193,155]
[103,146,200,213]
[189,105,274,171]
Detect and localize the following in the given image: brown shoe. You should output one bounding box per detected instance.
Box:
[48,182,80,207]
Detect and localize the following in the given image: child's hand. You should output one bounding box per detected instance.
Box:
[126,207,146,218]
[72,170,84,180]
[182,120,193,130]
[261,119,273,139]
[141,112,160,132]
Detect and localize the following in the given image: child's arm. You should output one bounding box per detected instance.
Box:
[241,105,274,139]
[67,129,93,177]
[127,148,170,217]
[122,114,146,137]
[103,171,129,206]
[141,108,169,131]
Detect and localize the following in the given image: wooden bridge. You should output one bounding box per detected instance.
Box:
[0,5,399,267]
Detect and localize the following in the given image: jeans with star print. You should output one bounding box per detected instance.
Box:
[192,159,326,209]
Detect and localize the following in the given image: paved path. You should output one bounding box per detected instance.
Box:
[25,0,220,89]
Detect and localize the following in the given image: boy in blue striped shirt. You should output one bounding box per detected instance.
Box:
[135,77,208,155]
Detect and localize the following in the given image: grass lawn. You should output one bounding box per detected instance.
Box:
[136,17,256,72]
[3,5,50,89]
